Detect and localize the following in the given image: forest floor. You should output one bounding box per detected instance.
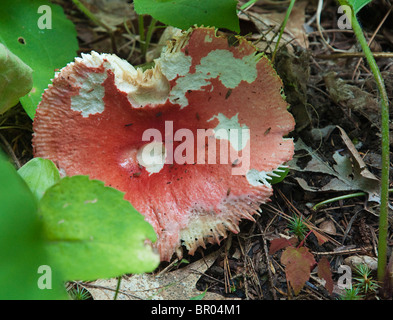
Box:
[1,0,393,300]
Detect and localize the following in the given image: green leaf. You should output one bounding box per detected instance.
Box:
[18,157,60,202]
[0,0,78,119]
[347,0,373,14]
[39,176,160,281]
[269,166,289,185]
[0,152,67,299]
[0,44,33,114]
[134,0,240,32]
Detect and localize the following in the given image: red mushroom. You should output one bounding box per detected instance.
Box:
[33,27,295,261]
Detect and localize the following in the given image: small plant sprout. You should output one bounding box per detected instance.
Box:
[339,287,364,300]
[288,215,308,240]
[353,264,379,295]
[68,284,92,300]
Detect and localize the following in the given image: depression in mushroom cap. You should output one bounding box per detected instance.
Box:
[33,27,295,261]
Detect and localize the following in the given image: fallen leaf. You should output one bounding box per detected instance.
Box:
[281,246,316,295]
[310,229,330,245]
[269,237,297,255]
[317,257,333,294]
[80,0,135,30]
[318,220,337,236]
[239,0,309,50]
[87,250,234,300]
[289,136,380,202]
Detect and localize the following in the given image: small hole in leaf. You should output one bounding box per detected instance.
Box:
[18,37,26,45]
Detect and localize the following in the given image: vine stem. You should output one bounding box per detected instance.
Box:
[338,1,390,282]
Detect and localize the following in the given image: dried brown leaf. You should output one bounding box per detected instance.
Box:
[281,246,316,295]
[269,237,297,254]
[317,257,333,294]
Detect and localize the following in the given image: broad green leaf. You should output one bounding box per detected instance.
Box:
[18,157,60,202]
[0,44,33,114]
[0,0,78,119]
[0,152,67,299]
[39,176,160,281]
[134,0,240,32]
[347,0,373,14]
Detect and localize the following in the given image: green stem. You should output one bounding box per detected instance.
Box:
[271,0,296,62]
[145,18,158,55]
[138,15,157,61]
[239,0,260,10]
[312,189,393,211]
[312,192,367,211]
[113,276,122,300]
[338,0,390,282]
[138,14,146,49]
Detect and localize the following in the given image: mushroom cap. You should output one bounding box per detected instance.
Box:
[33,27,295,261]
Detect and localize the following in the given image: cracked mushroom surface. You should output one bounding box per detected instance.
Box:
[33,27,295,261]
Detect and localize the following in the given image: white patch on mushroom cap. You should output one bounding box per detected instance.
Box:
[70,71,107,117]
[136,141,167,175]
[75,51,170,111]
[164,49,258,108]
[208,113,250,151]
[157,51,192,81]
[197,50,258,88]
